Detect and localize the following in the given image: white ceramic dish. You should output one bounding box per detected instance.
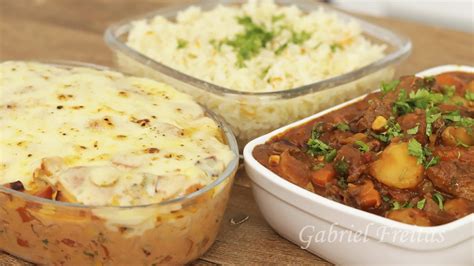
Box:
[244,65,474,265]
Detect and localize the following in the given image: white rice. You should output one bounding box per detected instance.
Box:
[126,0,385,92]
[120,0,393,146]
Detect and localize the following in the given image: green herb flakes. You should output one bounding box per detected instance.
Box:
[337,176,348,189]
[380,80,400,94]
[393,89,443,115]
[330,43,342,52]
[325,149,337,162]
[307,125,334,158]
[465,91,474,101]
[177,39,188,49]
[424,156,440,168]
[275,42,288,55]
[335,122,350,132]
[426,107,441,136]
[371,117,402,142]
[443,110,474,129]
[312,163,325,171]
[334,159,349,177]
[416,198,426,210]
[271,14,285,23]
[407,124,419,135]
[291,31,311,45]
[442,85,456,97]
[355,140,369,153]
[432,192,445,210]
[408,139,424,164]
[391,201,401,210]
[226,16,274,67]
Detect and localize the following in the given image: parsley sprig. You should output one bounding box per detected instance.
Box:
[407,139,440,168]
[371,117,402,142]
[432,192,445,210]
[380,80,400,94]
[465,91,474,101]
[355,140,369,153]
[307,124,337,162]
[393,89,444,115]
[225,16,274,67]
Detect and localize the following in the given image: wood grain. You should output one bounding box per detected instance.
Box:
[0,0,473,265]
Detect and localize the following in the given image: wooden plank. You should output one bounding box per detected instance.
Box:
[0,0,473,264]
[198,185,328,265]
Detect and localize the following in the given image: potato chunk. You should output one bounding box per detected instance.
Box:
[370,142,423,189]
[441,126,474,146]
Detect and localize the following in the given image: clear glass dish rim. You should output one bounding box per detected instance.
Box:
[104,0,412,99]
[0,60,240,210]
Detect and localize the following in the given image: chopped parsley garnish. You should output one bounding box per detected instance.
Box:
[443,110,474,129]
[354,140,369,153]
[307,138,331,155]
[392,89,412,115]
[177,39,188,49]
[407,124,419,135]
[334,159,349,177]
[275,42,288,55]
[330,43,343,52]
[307,138,336,162]
[465,91,474,101]
[210,39,223,51]
[337,176,348,189]
[443,110,462,122]
[312,163,326,171]
[307,125,337,162]
[225,16,274,67]
[409,89,444,109]
[424,156,440,168]
[391,201,401,210]
[271,14,285,23]
[275,30,311,55]
[442,85,456,97]
[407,139,439,168]
[432,192,445,210]
[423,76,435,83]
[380,80,400,94]
[426,107,441,136]
[408,139,424,164]
[393,89,443,115]
[391,201,414,210]
[260,66,271,78]
[325,149,337,162]
[291,31,311,45]
[371,117,402,142]
[335,122,350,132]
[416,198,426,210]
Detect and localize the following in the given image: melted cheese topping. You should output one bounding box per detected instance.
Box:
[0,61,234,206]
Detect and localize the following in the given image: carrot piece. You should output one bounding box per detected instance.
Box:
[435,73,465,91]
[348,180,381,208]
[311,164,336,187]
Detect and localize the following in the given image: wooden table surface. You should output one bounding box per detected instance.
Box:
[0,0,473,265]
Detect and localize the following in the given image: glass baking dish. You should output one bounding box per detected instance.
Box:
[0,61,240,265]
[104,0,411,148]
